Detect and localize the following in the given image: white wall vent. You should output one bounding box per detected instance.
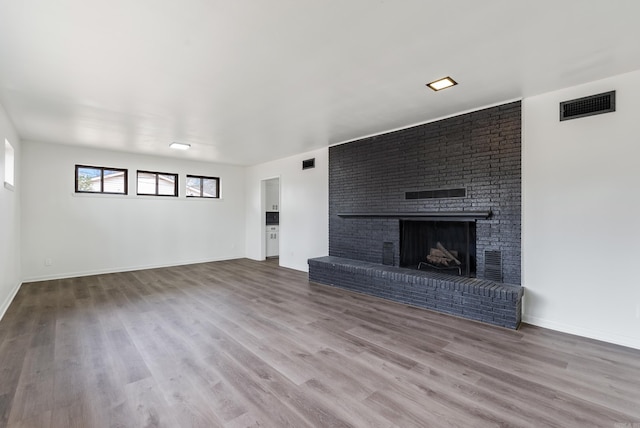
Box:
[302,158,315,170]
[560,91,615,121]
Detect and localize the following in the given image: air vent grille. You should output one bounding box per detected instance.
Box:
[484,250,502,282]
[560,91,615,121]
[406,188,466,200]
[302,158,315,170]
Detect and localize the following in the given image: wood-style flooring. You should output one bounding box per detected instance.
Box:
[1,258,639,427]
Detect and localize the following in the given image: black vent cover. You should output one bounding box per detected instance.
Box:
[302,158,315,169]
[484,250,502,282]
[406,188,466,200]
[560,91,615,121]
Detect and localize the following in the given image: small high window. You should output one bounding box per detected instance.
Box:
[75,165,128,194]
[186,175,220,198]
[137,170,178,196]
[4,139,15,188]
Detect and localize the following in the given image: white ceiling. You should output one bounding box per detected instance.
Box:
[1,0,640,166]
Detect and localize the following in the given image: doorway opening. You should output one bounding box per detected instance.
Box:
[262,177,280,260]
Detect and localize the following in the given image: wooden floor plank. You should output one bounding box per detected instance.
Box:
[1,258,639,427]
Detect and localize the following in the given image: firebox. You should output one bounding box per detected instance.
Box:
[399,220,476,277]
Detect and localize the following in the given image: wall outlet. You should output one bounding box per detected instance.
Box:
[45,258,52,266]
[636,304,640,319]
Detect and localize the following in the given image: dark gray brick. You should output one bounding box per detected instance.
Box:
[328,101,521,284]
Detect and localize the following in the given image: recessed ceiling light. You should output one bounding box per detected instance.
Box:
[427,76,457,91]
[169,142,191,150]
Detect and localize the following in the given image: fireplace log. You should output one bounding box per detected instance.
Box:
[437,242,462,266]
[429,248,445,257]
[427,249,449,266]
[429,248,459,258]
[427,255,450,266]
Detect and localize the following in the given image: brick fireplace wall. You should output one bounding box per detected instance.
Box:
[329,101,521,284]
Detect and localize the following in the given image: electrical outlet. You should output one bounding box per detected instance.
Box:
[636,304,640,319]
[45,258,52,266]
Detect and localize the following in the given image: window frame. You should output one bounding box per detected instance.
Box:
[186,174,220,199]
[75,164,128,195]
[136,170,179,197]
[4,139,15,189]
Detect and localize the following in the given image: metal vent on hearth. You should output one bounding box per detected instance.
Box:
[382,242,394,266]
[560,91,615,121]
[484,250,502,282]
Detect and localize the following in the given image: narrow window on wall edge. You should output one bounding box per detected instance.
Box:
[75,165,128,194]
[137,170,178,196]
[186,175,220,198]
[4,139,15,189]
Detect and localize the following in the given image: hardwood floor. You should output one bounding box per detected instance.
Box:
[1,259,639,427]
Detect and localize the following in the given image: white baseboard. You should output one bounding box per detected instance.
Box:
[522,314,640,351]
[280,261,308,273]
[21,255,245,283]
[0,281,22,322]
[244,255,309,273]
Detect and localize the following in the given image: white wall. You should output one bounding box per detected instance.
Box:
[21,141,246,281]
[522,69,640,349]
[0,102,21,318]
[245,148,328,272]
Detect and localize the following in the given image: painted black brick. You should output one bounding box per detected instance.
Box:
[329,101,521,284]
[309,256,523,329]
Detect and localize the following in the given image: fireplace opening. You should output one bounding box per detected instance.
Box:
[399,220,476,277]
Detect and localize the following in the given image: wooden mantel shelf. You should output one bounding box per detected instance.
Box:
[336,211,492,221]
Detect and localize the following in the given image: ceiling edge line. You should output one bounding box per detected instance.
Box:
[328,97,523,148]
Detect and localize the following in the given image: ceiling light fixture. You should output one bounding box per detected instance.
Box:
[169,142,191,150]
[427,76,457,91]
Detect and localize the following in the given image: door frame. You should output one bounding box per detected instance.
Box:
[260,176,280,261]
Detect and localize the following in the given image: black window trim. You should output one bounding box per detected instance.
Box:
[136,170,179,197]
[75,164,128,195]
[186,174,220,199]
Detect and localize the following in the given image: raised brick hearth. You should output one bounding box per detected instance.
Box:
[309,256,523,329]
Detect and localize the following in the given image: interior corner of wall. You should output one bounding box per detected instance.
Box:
[0,280,22,322]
